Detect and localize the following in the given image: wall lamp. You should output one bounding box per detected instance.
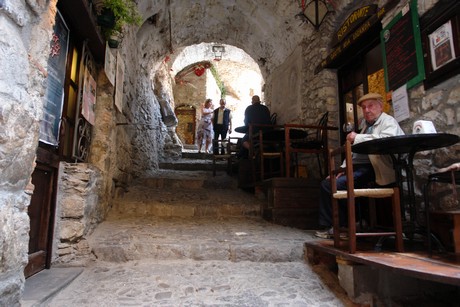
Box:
[297,0,330,29]
[212,45,225,61]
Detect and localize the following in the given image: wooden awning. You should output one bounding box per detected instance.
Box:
[57,0,105,62]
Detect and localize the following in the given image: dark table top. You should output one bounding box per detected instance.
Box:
[352,133,459,155]
[235,126,248,133]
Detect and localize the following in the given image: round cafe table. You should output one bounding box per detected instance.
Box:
[352,133,459,225]
[234,126,248,134]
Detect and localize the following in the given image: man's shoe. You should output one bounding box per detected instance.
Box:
[314,227,348,239]
[315,227,333,239]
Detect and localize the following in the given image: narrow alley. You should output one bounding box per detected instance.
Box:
[1,1,459,306]
[22,155,350,306]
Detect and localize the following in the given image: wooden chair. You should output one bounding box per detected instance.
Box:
[284,112,334,178]
[258,128,284,180]
[423,162,460,254]
[226,137,242,175]
[329,140,404,253]
[212,139,232,176]
[247,124,281,183]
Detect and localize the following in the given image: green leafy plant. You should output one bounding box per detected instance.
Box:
[210,65,227,98]
[103,0,142,28]
[96,0,142,40]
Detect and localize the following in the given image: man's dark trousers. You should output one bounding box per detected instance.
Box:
[213,125,228,154]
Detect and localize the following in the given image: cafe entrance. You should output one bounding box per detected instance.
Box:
[314,2,401,143]
[338,43,389,142]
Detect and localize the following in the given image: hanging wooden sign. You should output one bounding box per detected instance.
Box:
[315,0,398,74]
[331,4,377,47]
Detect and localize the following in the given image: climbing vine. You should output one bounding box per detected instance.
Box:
[209,65,226,98]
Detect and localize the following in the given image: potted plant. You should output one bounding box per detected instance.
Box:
[107,28,123,48]
[94,0,142,45]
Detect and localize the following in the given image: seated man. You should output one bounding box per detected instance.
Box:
[238,95,272,158]
[315,93,405,238]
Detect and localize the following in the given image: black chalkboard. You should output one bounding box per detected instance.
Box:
[381,0,425,91]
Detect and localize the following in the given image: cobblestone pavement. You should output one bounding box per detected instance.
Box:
[43,216,351,306]
[42,169,352,306]
[47,258,346,307]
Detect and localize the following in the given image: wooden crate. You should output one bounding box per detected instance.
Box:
[262,178,320,229]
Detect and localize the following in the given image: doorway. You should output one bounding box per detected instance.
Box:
[24,148,58,278]
[175,106,196,145]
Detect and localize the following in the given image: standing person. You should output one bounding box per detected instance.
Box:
[213,98,232,154]
[315,93,405,238]
[239,95,272,158]
[197,98,214,154]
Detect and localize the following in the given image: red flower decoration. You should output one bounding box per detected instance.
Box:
[194,65,205,76]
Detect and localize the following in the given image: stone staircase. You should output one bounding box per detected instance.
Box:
[87,151,313,263]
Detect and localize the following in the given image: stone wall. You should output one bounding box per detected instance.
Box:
[265,45,303,124]
[113,26,168,178]
[174,68,207,114]
[53,163,102,264]
[0,0,55,305]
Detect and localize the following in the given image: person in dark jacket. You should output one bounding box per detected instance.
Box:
[239,95,272,158]
[212,98,232,154]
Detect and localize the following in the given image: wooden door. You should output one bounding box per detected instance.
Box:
[175,106,196,145]
[24,149,58,278]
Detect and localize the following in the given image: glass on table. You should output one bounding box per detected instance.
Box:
[343,122,354,133]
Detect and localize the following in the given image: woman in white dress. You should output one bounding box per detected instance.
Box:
[197,98,214,153]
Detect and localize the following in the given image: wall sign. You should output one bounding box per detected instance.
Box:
[315,0,398,74]
[104,43,116,86]
[114,51,125,113]
[381,0,425,92]
[39,10,69,145]
[429,20,456,71]
[331,4,377,47]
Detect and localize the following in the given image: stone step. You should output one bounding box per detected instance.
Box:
[112,169,261,218]
[88,216,312,263]
[159,157,230,172]
[181,151,212,159]
[111,181,260,218]
[129,170,238,189]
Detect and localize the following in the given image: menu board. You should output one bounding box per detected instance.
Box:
[381,0,425,92]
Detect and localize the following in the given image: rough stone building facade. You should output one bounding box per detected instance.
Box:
[0,0,458,305]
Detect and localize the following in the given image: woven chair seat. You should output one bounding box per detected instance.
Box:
[333,188,395,199]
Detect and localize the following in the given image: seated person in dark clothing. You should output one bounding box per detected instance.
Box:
[315,93,405,238]
[239,95,272,158]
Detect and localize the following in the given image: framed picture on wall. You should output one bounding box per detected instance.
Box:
[429,20,456,70]
[421,1,460,89]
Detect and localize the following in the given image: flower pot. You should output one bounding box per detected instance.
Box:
[108,38,119,48]
[97,8,116,28]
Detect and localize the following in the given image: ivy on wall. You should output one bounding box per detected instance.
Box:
[209,65,226,98]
